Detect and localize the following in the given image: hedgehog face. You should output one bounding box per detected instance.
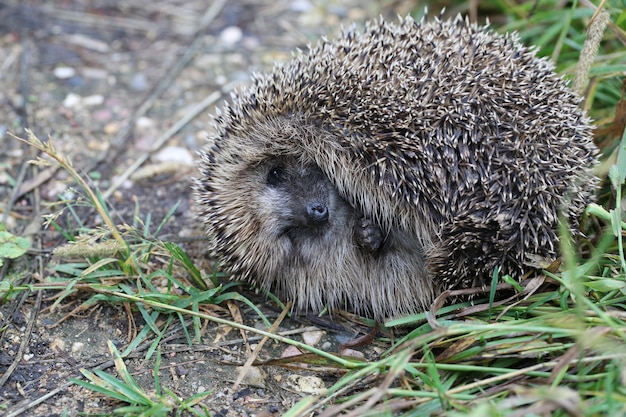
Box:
[252,158,356,260]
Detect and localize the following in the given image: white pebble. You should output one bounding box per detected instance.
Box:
[302,330,324,346]
[54,66,76,79]
[339,348,365,358]
[291,0,313,12]
[153,146,194,165]
[82,95,104,106]
[62,93,81,108]
[135,116,155,130]
[219,26,243,46]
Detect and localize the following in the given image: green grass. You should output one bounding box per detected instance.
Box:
[2,1,626,416]
[72,341,213,417]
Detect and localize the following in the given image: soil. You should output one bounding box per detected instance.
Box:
[0,1,422,416]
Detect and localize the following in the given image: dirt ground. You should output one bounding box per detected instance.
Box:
[0,1,429,416]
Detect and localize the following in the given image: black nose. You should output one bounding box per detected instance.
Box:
[306,202,329,224]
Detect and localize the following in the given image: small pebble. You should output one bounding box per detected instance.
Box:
[290,0,313,12]
[130,72,149,91]
[65,33,110,52]
[302,330,324,346]
[92,109,113,122]
[339,348,365,359]
[135,116,155,130]
[281,345,302,358]
[176,364,188,376]
[82,95,104,106]
[62,93,81,108]
[214,75,228,85]
[219,26,243,46]
[83,67,108,79]
[236,366,267,387]
[104,122,120,134]
[153,146,194,165]
[66,76,85,88]
[232,386,251,400]
[286,375,325,394]
[54,66,76,79]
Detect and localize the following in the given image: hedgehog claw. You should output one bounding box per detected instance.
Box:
[356,217,384,252]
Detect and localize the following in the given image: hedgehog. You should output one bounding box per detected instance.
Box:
[194,15,598,321]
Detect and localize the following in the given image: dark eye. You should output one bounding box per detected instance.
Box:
[267,166,284,187]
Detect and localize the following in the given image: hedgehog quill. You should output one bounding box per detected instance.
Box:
[194,15,598,321]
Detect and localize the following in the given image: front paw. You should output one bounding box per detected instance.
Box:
[355,217,384,252]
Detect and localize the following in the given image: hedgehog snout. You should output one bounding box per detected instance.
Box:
[306,201,329,224]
